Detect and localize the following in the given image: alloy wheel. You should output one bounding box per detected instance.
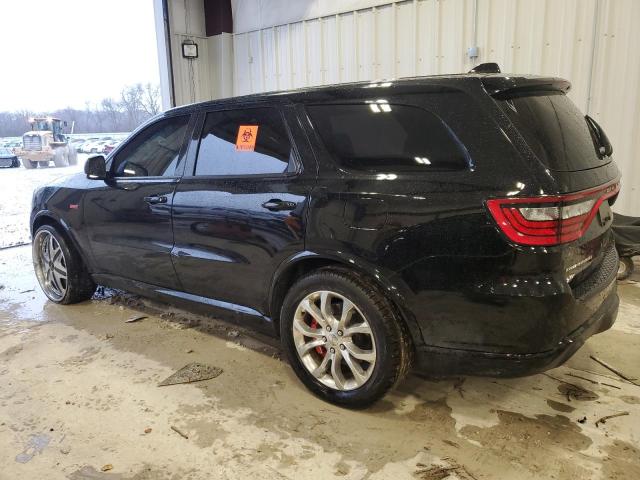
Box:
[292,290,377,391]
[33,230,68,302]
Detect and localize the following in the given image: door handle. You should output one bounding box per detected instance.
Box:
[143,195,168,205]
[261,199,297,211]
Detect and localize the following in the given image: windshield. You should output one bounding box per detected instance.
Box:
[0,147,10,155]
[497,92,611,172]
[31,119,52,131]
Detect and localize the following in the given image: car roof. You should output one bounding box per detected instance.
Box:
[165,72,569,117]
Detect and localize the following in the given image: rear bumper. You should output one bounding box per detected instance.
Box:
[414,280,618,376]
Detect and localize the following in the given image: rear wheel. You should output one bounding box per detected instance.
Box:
[21,158,37,169]
[617,257,634,281]
[32,225,96,304]
[280,268,413,407]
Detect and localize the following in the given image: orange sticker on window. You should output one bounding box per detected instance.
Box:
[236,125,258,151]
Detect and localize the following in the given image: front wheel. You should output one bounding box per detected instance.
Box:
[617,257,634,281]
[67,147,78,166]
[53,148,68,168]
[280,268,413,407]
[32,225,96,304]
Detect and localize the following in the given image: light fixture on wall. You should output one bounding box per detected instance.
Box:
[182,40,198,59]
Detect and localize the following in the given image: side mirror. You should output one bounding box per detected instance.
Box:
[85,155,107,180]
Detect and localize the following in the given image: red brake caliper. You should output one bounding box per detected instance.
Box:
[310,319,327,357]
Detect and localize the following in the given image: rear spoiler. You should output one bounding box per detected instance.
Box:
[482,76,571,99]
[468,63,571,98]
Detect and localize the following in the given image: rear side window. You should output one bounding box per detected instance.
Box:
[497,92,610,172]
[195,107,294,176]
[113,115,189,177]
[307,104,469,172]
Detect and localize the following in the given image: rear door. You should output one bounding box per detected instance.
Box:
[83,114,192,289]
[171,104,315,314]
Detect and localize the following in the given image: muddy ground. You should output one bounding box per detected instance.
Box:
[0,165,639,479]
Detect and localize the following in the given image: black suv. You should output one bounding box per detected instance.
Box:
[31,70,620,407]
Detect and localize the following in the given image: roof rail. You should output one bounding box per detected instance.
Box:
[469,63,501,74]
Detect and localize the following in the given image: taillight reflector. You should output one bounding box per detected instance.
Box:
[487,181,620,246]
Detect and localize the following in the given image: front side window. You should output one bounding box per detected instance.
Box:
[112,115,189,177]
[307,103,469,172]
[195,107,294,176]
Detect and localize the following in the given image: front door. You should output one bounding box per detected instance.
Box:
[171,106,315,314]
[83,114,191,289]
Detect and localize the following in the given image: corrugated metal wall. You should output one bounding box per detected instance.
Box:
[232,0,639,215]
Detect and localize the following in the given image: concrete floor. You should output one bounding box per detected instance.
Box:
[1,247,639,479]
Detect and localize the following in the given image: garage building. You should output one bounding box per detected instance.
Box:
[153,0,639,216]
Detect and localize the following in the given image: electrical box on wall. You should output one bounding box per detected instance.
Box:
[182,41,198,59]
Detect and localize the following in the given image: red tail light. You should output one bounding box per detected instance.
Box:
[487,181,620,246]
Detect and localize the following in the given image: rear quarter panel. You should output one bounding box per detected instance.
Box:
[300,82,620,353]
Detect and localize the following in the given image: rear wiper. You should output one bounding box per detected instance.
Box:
[585,115,613,158]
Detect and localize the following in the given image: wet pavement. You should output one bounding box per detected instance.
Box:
[0,171,639,479]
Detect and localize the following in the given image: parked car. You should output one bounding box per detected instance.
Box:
[30,68,621,407]
[80,138,101,153]
[69,138,86,152]
[0,147,20,168]
[102,140,120,155]
[2,140,21,151]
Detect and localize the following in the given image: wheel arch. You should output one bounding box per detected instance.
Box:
[31,212,91,271]
[268,251,422,344]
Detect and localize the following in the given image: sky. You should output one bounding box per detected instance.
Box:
[0,0,160,112]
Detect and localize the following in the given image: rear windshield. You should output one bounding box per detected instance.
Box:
[497,92,609,171]
[307,104,469,172]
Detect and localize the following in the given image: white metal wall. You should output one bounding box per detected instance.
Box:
[231,0,640,215]
[165,0,233,105]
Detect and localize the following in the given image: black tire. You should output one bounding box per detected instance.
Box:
[53,148,68,168]
[32,225,96,304]
[21,158,37,169]
[280,267,413,408]
[67,147,78,166]
[617,257,634,281]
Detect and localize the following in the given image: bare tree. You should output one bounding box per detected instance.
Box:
[101,97,122,132]
[141,83,161,117]
[120,84,145,130]
[0,83,161,136]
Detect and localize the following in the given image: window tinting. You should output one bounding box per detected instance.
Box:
[497,92,610,172]
[307,104,468,172]
[113,115,189,177]
[195,107,293,176]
